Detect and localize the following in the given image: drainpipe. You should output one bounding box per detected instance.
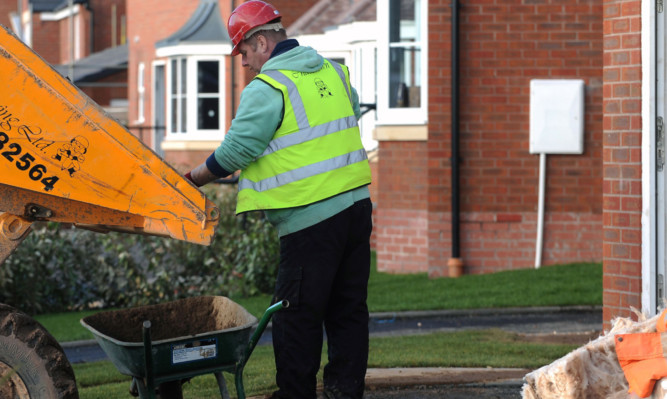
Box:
[447,0,464,277]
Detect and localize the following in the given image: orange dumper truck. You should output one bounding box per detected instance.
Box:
[0,25,219,398]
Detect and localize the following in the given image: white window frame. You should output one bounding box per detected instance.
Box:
[377,0,428,125]
[166,55,226,141]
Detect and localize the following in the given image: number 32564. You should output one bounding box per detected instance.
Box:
[0,131,59,191]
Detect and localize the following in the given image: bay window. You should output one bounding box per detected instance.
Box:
[378,0,428,125]
[167,56,224,140]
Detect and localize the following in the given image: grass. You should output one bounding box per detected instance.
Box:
[31,259,601,398]
[73,329,580,398]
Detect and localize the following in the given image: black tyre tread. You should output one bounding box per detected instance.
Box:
[0,303,78,398]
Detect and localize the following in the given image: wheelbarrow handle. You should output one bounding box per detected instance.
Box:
[233,300,287,399]
[244,300,288,361]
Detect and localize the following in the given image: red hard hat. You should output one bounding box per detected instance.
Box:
[228,1,282,56]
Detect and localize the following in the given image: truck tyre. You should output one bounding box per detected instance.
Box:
[0,304,78,398]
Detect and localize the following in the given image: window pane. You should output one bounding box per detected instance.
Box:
[181,59,187,94]
[389,0,419,43]
[198,61,219,93]
[389,47,421,108]
[171,98,178,132]
[181,98,187,132]
[198,98,219,130]
[171,59,177,94]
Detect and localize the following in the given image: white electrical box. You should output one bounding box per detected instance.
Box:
[529,79,585,154]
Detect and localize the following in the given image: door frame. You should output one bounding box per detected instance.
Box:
[644,0,659,314]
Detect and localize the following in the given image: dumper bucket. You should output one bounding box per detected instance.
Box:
[0,26,218,245]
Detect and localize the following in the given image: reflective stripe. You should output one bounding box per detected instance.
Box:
[263,70,310,130]
[329,60,351,101]
[259,115,357,159]
[240,148,368,192]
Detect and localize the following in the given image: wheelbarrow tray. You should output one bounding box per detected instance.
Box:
[80,296,258,379]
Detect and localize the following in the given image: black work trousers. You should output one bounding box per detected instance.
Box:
[271,198,373,399]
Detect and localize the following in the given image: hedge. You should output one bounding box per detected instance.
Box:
[0,186,279,314]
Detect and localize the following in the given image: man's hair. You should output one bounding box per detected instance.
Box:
[246,28,287,50]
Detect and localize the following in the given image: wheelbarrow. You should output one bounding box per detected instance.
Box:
[80,296,286,399]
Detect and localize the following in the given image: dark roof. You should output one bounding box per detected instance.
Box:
[156,0,230,49]
[53,44,127,82]
[30,0,87,13]
[287,0,376,37]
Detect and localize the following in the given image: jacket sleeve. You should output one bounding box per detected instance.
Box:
[351,86,361,120]
[213,80,284,173]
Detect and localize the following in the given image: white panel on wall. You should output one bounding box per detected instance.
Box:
[529,79,585,154]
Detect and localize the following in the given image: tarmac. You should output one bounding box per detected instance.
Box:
[63,305,603,398]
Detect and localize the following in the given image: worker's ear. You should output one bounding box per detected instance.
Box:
[256,34,270,55]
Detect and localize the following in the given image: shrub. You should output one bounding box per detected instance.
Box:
[0,186,279,314]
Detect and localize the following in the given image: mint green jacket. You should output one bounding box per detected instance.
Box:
[213,45,370,237]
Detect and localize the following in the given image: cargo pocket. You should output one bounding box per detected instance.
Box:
[273,262,302,309]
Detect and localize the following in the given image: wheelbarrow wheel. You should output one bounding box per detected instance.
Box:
[0,304,78,398]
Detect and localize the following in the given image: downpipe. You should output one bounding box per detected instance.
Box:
[448,0,464,277]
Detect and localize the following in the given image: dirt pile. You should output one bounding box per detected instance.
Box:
[82,296,257,342]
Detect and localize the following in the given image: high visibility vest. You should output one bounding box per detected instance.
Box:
[236,59,372,214]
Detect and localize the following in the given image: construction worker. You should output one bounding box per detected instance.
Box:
[185,1,373,398]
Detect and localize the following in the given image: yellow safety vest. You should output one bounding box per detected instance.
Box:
[236,59,371,214]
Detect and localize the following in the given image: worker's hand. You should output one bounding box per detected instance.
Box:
[186,163,218,187]
[184,171,201,187]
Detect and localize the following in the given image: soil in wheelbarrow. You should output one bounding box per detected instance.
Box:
[84,296,256,342]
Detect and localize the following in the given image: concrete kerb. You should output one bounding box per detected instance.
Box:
[364,367,529,388]
[369,304,602,320]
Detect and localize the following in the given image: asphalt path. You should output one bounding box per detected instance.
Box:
[63,306,602,365]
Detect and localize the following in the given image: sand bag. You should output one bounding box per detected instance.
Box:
[522,310,667,399]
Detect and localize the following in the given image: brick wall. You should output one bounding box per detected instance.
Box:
[377,0,604,276]
[80,70,128,107]
[601,0,642,324]
[32,19,60,64]
[90,0,127,51]
[0,2,15,30]
[374,141,428,272]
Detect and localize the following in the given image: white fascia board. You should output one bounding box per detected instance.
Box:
[156,43,232,58]
[40,4,80,21]
[295,21,377,50]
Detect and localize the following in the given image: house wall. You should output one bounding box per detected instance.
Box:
[375,0,605,275]
[31,18,61,64]
[601,0,642,324]
[79,69,128,108]
[89,0,127,51]
[375,141,428,273]
[0,2,15,30]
